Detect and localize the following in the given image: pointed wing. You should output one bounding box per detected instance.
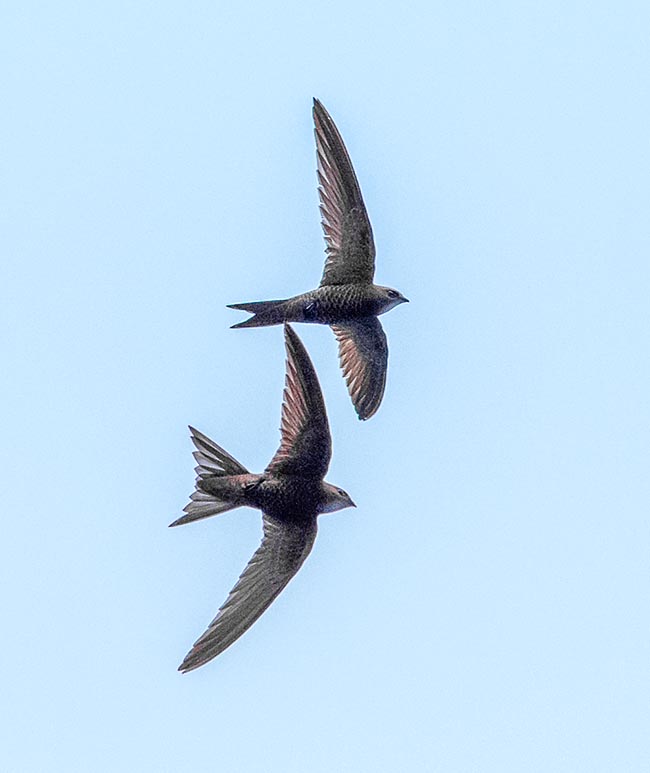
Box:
[265,324,331,478]
[332,317,388,420]
[313,99,376,287]
[178,514,317,672]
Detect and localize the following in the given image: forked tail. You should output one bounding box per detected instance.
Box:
[227,299,288,328]
[169,426,249,527]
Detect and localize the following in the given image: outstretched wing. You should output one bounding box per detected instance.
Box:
[265,324,331,478]
[178,514,317,672]
[313,99,376,287]
[332,317,388,420]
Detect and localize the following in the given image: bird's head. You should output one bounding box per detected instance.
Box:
[376,286,409,314]
[320,482,356,513]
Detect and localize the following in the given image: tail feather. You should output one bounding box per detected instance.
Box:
[171,426,249,528]
[227,299,287,328]
[170,492,238,527]
[189,426,248,478]
[227,300,284,313]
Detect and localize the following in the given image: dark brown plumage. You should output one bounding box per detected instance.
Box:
[171,324,355,672]
[228,99,408,420]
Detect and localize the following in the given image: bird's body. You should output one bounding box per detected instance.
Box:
[171,324,354,672]
[230,283,404,328]
[229,99,408,420]
[198,472,338,524]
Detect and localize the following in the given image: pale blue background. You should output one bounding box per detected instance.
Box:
[2,2,649,771]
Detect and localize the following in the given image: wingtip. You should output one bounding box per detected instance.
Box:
[177,650,195,673]
[282,324,313,380]
[282,323,302,357]
[178,648,209,674]
[356,401,379,421]
[312,98,328,121]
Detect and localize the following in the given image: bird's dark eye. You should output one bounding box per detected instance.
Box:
[387,289,398,299]
[338,489,345,496]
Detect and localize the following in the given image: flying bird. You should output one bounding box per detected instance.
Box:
[228,98,408,420]
[171,324,355,672]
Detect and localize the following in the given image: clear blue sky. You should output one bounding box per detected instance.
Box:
[2,1,649,771]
